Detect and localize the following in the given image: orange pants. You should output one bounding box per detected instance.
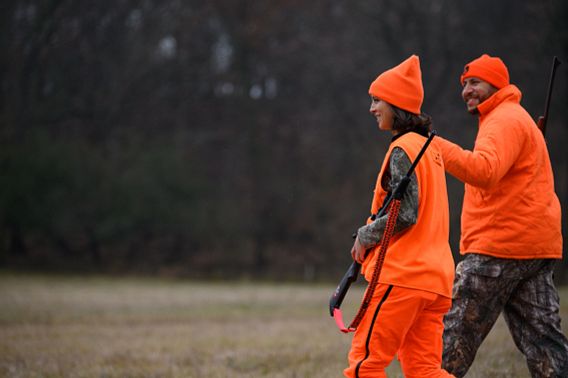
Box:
[344,284,454,378]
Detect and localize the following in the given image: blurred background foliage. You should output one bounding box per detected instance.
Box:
[1,0,567,281]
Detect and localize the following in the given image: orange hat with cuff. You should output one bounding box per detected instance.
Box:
[369,55,424,115]
[460,54,509,89]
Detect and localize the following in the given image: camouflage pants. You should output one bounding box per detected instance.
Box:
[442,254,568,378]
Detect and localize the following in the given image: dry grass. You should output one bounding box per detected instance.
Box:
[0,273,566,377]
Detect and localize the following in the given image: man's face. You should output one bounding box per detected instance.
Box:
[461,77,498,114]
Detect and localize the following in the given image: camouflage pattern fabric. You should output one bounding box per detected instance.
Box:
[357,147,418,249]
[442,253,568,377]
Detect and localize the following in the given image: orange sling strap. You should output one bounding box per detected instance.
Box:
[348,198,401,331]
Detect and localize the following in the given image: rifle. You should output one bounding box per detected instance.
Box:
[537,56,561,136]
[329,131,437,333]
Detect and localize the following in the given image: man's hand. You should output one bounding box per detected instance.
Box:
[351,236,367,264]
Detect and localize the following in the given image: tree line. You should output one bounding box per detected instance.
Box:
[1,0,567,281]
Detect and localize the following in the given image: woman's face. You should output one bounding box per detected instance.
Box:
[369,96,395,134]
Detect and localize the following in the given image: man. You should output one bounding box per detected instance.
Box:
[436,54,568,377]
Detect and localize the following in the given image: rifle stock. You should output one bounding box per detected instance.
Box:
[329,261,360,316]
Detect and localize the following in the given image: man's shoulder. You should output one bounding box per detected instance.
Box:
[492,98,527,114]
[486,100,535,129]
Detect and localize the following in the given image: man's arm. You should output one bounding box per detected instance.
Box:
[436,118,524,188]
[357,147,418,249]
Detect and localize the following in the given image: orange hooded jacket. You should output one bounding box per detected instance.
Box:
[435,84,562,259]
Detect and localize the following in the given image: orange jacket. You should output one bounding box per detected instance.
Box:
[362,132,455,298]
[435,84,562,259]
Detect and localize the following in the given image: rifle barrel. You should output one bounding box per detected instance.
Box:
[539,56,561,135]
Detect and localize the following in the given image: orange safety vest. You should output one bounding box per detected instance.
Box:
[361,132,455,298]
[436,85,562,259]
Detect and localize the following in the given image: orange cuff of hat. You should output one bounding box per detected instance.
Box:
[369,55,424,115]
[460,54,509,89]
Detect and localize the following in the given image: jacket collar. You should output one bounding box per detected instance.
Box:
[477,84,522,118]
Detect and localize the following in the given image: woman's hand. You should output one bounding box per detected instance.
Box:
[350,236,367,264]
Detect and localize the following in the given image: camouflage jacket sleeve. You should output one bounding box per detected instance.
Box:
[356,147,418,249]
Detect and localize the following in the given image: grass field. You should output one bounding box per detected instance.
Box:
[1,273,566,377]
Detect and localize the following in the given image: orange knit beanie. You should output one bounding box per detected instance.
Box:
[369,55,424,115]
[460,54,509,89]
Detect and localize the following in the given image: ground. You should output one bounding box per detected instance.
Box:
[1,273,564,377]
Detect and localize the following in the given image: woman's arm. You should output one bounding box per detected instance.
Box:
[356,147,419,250]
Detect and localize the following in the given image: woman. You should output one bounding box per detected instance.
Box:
[344,55,455,378]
